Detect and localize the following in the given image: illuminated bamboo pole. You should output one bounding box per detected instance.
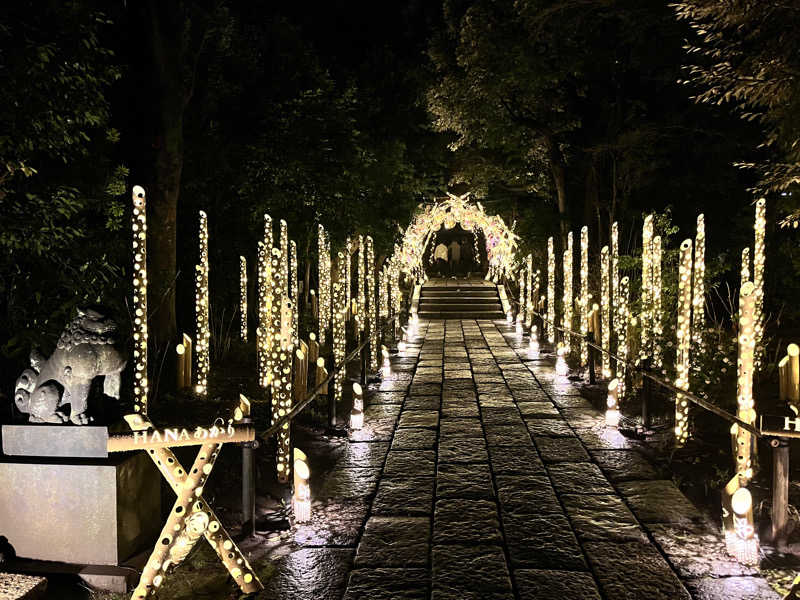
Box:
[345,236,352,310]
[332,252,347,407]
[379,267,388,319]
[271,240,293,483]
[600,246,611,378]
[611,221,619,340]
[563,232,573,353]
[675,239,694,446]
[279,220,289,294]
[741,247,751,285]
[641,215,653,360]
[652,235,663,370]
[194,210,210,396]
[317,225,331,344]
[239,256,247,343]
[358,235,366,331]
[290,240,298,347]
[579,226,589,365]
[131,186,148,415]
[390,248,401,316]
[366,236,378,371]
[525,254,533,327]
[692,214,706,352]
[518,267,526,328]
[735,281,757,483]
[753,199,766,366]
[788,344,800,408]
[547,237,556,344]
[258,214,274,387]
[531,269,540,329]
[616,276,630,399]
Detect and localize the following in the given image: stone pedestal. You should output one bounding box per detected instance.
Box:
[0,424,160,579]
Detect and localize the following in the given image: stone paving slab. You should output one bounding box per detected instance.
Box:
[434,498,502,545]
[432,544,514,600]
[514,569,602,600]
[344,568,429,600]
[372,476,435,516]
[265,547,353,600]
[503,511,587,570]
[354,516,430,567]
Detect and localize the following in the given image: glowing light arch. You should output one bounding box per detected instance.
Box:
[397,192,518,283]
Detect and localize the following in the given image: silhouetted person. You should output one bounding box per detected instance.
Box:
[434,242,448,277]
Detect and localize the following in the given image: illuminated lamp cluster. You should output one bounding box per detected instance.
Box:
[616,276,630,399]
[367,236,379,371]
[579,226,589,365]
[257,214,274,387]
[600,245,611,378]
[741,247,750,285]
[131,186,148,414]
[675,239,694,446]
[194,210,210,396]
[547,237,556,344]
[779,344,800,413]
[518,266,526,329]
[239,256,247,343]
[293,448,311,523]
[562,231,573,353]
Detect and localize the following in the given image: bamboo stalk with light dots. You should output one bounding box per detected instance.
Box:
[519,266,526,327]
[692,214,706,353]
[600,245,611,378]
[239,256,247,343]
[525,254,533,328]
[675,239,694,446]
[741,247,750,285]
[271,241,293,482]
[735,281,757,483]
[652,235,663,370]
[358,235,366,331]
[131,186,148,415]
[290,240,299,347]
[753,199,766,367]
[579,226,589,365]
[547,237,556,344]
[641,215,653,360]
[611,221,620,345]
[367,236,379,371]
[563,232,573,353]
[616,276,630,399]
[317,225,331,344]
[259,215,274,387]
[531,269,540,330]
[333,252,347,408]
[345,236,352,309]
[194,210,210,395]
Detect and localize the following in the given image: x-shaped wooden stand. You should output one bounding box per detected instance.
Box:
[123,397,262,598]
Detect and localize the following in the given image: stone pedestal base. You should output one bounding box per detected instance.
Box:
[0,451,160,566]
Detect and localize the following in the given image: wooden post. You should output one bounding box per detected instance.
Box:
[771,437,790,544]
[182,332,193,389]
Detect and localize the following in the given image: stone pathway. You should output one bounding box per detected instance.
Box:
[265,317,778,600]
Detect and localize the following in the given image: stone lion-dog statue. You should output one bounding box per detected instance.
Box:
[14,307,127,424]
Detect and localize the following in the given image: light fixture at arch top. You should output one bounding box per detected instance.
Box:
[396,192,518,283]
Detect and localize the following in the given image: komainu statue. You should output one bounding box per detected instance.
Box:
[14,307,127,424]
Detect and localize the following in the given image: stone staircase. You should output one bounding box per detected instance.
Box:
[418,279,505,319]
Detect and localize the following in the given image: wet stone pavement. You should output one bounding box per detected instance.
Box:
[266,318,779,600]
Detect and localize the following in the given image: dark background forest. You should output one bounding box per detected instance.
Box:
[2,0,799,391]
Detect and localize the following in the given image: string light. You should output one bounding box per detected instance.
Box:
[563,232,573,354]
[358,235,366,331]
[194,210,210,396]
[333,252,347,409]
[131,186,148,415]
[525,254,533,327]
[272,240,293,483]
[652,235,662,370]
[600,245,611,378]
[675,239,693,446]
[547,237,555,344]
[519,266,526,327]
[692,214,706,353]
[345,236,352,309]
[611,221,619,347]
[753,199,766,367]
[616,276,630,399]
[580,226,589,365]
[367,236,378,371]
[239,256,247,343]
[290,240,299,347]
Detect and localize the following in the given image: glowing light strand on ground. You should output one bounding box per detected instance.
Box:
[580,226,589,365]
[547,237,556,344]
[194,210,210,395]
[131,186,148,415]
[600,245,611,378]
[239,256,247,343]
[563,232,573,353]
[675,239,694,446]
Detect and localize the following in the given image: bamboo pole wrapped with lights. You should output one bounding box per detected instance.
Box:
[600,245,611,378]
[641,215,653,360]
[256,242,267,386]
[345,236,352,309]
[131,186,148,415]
[531,269,540,330]
[753,199,766,366]
[547,237,556,344]
[652,235,663,370]
[271,241,293,483]
[675,239,694,446]
[239,256,248,343]
[318,225,331,344]
[518,267,526,328]
[358,235,366,330]
[259,215,274,387]
[616,276,630,399]
[580,226,589,365]
[366,236,378,371]
[332,252,347,409]
[735,281,757,482]
[390,249,401,316]
[525,254,533,327]
[692,214,706,353]
[194,210,210,395]
[741,247,751,285]
[563,232,573,353]
[290,240,299,346]
[379,267,388,319]
[611,221,619,338]
[279,220,289,293]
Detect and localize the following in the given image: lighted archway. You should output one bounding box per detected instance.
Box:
[396,192,518,284]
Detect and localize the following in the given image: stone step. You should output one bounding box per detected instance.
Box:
[421,289,498,298]
[419,296,501,303]
[419,302,503,311]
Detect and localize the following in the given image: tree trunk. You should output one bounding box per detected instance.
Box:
[545,135,569,243]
